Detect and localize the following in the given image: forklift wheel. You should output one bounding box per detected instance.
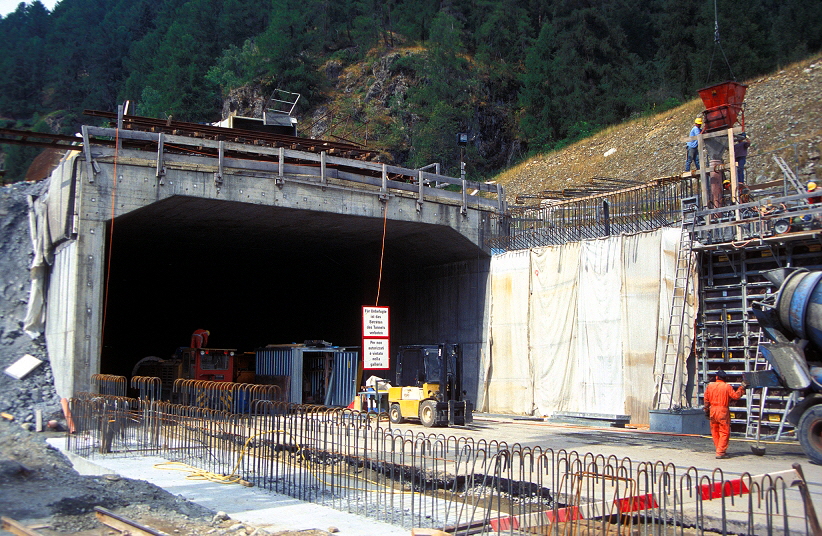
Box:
[419,400,438,427]
[389,403,405,424]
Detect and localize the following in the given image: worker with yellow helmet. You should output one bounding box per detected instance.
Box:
[808,181,820,205]
[685,117,703,172]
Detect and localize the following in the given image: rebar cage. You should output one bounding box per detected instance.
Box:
[66,395,816,535]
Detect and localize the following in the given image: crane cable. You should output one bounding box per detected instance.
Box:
[706,0,736,84]
[375,199,388,306]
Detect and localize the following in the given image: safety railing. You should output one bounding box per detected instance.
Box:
[65,396,818,535]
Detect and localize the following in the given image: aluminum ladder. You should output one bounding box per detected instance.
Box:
[773,155,809,201]
[655,217,696,410]
[745,328,798,441]
[744,328,769,439]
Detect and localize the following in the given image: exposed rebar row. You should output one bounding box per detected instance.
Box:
[171,379,284,411]
[90,374,127,397]
[65,396,815,534]
[493,180,698,251]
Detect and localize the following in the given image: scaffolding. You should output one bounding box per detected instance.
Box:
[498,140,821,441]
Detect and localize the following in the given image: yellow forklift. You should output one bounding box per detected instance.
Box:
[387,344,473,427]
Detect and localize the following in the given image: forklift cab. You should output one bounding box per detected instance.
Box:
[389,344,472,427]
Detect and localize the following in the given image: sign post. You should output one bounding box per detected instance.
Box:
[362,306,390,369]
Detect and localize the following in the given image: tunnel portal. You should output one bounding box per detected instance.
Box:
[38,130,500,398]
[102,195,486,379]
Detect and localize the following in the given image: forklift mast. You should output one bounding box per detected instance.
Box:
[396,344,463,396]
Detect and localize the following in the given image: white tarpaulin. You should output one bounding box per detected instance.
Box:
[481,250,534,415]
[484,228,695,425]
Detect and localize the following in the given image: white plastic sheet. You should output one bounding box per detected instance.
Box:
[484,228,693,424]
[482,250,534,415]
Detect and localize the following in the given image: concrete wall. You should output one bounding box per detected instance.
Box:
[392,258,491,405]
[41,145,499,397]
[42,155,105,397]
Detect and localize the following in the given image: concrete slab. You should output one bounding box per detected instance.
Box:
[48,416,822,535]
[48,438,409,535]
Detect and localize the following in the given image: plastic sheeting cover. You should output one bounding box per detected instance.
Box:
[483,228,695,425]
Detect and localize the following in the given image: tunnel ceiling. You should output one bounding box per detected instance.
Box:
[101,195,487,377]
[110,196,483,267]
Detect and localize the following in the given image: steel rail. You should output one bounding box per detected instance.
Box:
[82,109,374,159]
[94,506,167,536]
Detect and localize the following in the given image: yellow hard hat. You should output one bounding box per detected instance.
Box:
[205,330,211,336]
[809,182,818,192]
[694,117,703,125]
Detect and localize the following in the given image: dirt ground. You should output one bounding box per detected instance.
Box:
[0,420,335,535]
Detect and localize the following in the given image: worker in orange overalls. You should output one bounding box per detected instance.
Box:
[190,329,210,349]
[703,369,748,459]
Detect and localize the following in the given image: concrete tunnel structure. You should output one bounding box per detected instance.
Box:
[32,123,506,401]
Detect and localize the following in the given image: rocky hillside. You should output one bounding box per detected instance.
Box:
[495,54,822,205]
[0,181,61,424]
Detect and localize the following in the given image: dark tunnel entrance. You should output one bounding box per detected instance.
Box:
[99,196,489,383]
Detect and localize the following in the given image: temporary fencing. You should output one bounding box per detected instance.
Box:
[65,396,818,535]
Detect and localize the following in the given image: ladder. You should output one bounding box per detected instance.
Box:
[776,391,798,441]
[773,155,808,201]
[655,216,697,410]
[745,328,769,439]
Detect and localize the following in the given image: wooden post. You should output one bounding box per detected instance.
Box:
[698,130,708,210]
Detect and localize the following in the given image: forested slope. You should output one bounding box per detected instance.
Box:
[1,0,820,182]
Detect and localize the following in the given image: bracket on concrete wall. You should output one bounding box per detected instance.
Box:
[320,151,327,190]
[116,105,123,153]
[275,147,284,187]
[497,183,505,213]
[214,140,224,191]
[155,132,165,184]
[461,178,468,216]
[81,125,99,183]
[379,163,389,202]
[417,170,424,212]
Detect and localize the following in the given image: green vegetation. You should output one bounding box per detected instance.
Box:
[0,0,820,181]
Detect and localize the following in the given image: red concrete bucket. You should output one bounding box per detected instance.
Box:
[698,81,748,132]
[698,81,748,109]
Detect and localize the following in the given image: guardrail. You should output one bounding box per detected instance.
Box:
[79,125,506,216]
[66,396,819,534]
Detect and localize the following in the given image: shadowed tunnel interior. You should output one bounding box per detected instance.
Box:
[100,196,486,378]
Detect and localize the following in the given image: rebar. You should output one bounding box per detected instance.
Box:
[493,179,698,251]
[64,395,814,535]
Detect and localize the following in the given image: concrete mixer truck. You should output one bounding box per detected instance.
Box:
[751,268,822,464]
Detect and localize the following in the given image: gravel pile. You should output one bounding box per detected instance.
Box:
[0,180,62,425]
[0,419,341,534]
